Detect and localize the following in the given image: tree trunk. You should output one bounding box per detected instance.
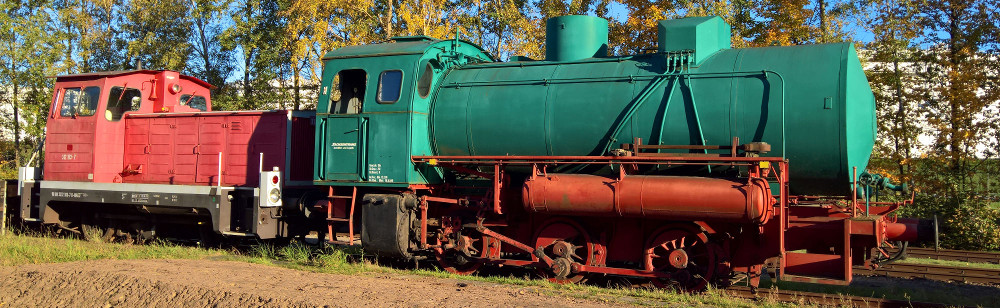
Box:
[817,0,826,43]
[294,66,301,111]
[12,83,20,167]
[893,50,907,177]
[386,0,394,38]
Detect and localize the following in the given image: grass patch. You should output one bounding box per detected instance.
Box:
[0,232,229,266]
[760,277,999,307]
[898,257,1000,270]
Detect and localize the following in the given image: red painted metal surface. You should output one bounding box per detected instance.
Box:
[122,111,289,187]
[288,116,315,183]
[522,174,773,224]
[44,70,214,183]
[410,146,926,290]
[885,221,920,242]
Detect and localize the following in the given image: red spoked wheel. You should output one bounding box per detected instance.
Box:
[533,218,597,284]
[434,233,485,275]
[644,226,716,292]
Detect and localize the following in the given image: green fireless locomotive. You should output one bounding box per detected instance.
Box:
[312,15,926,290]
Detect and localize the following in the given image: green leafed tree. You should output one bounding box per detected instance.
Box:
[219,0,286,110]
[190,0,235,92]
[121,0,193,71]
[0,0,64,174]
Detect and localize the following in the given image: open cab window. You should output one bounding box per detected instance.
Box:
[106,86,142,121]
[60,86,101,117]
[180,94,207,111]
[330,69,367,114]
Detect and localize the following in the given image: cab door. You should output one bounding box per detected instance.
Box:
[322,69,369,181]
[43,84,101,181]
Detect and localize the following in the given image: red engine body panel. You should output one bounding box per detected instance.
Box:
[42,70,314,187]
[121,110,314,186]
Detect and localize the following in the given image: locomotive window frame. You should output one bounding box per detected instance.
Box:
[417,62,434,99]
[377,70,403,104]
[105,86,143,121]
[59,86,101,118]
[179,94,208,111]
[330,69,367,114]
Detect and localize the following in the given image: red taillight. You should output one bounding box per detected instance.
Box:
[271,175,279,184]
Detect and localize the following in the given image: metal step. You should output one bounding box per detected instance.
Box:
[221,231,256,237]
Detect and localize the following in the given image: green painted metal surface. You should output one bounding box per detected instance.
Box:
[429,18,876,195]
[313,38,493,186]
[311,16,878,195]
[545,15,609,61]
[658,16,731,64]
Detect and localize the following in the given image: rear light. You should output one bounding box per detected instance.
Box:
[169,83,182,94]
[271,175,279,184]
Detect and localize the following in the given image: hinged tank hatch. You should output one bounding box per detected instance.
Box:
[658,16,731,65]
[545,15,609,62]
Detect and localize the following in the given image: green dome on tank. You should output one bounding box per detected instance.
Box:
[545,15,609,61]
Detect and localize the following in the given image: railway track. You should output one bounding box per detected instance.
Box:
[900,247,1000,264]
[726,286,945,307]
[856,262,1000,285]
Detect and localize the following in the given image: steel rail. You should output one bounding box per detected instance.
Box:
[726,286,946,307]
[855,263,1000,285]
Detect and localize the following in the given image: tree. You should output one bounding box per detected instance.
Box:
[912,0,999,194]
[0,0,62,172]
[190,0,235,91]
[861,0,922,181]
[220,0,286,110]
[121,0,193,71]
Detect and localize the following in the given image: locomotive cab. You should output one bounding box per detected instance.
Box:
[314,36,494,185]
[42,70,213,183]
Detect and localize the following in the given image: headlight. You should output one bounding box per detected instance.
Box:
[268,188,281,203]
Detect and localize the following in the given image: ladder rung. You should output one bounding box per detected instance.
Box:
[327,218,350,222]
[328,240,358,245]
[328,196,353,199]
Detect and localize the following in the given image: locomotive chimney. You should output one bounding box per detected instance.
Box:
[545,15,609,62]
[657,16,731,65]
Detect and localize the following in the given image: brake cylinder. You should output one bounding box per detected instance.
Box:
[522,174,774,225]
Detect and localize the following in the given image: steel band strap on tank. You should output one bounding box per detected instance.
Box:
[593,70,786,159]
[682,74,710,172]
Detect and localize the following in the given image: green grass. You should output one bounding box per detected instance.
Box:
[899,257,1000,270]
[760,278,990,307]
[0,232,229,266]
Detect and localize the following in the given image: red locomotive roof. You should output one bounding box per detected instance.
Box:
[49,70,215,89]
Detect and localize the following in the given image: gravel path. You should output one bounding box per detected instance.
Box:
[0,259,633,307]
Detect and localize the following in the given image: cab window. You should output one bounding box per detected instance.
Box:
[417,62,434,98]
[105,86,142,121]
[330,69,367,114]
[60,86,101,117]
[180,94,207,111]
[377,70,402,103]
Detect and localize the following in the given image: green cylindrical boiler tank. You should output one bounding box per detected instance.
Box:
[429,18,876,196]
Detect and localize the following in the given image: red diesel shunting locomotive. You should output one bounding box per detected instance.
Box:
[18,70,315,241]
